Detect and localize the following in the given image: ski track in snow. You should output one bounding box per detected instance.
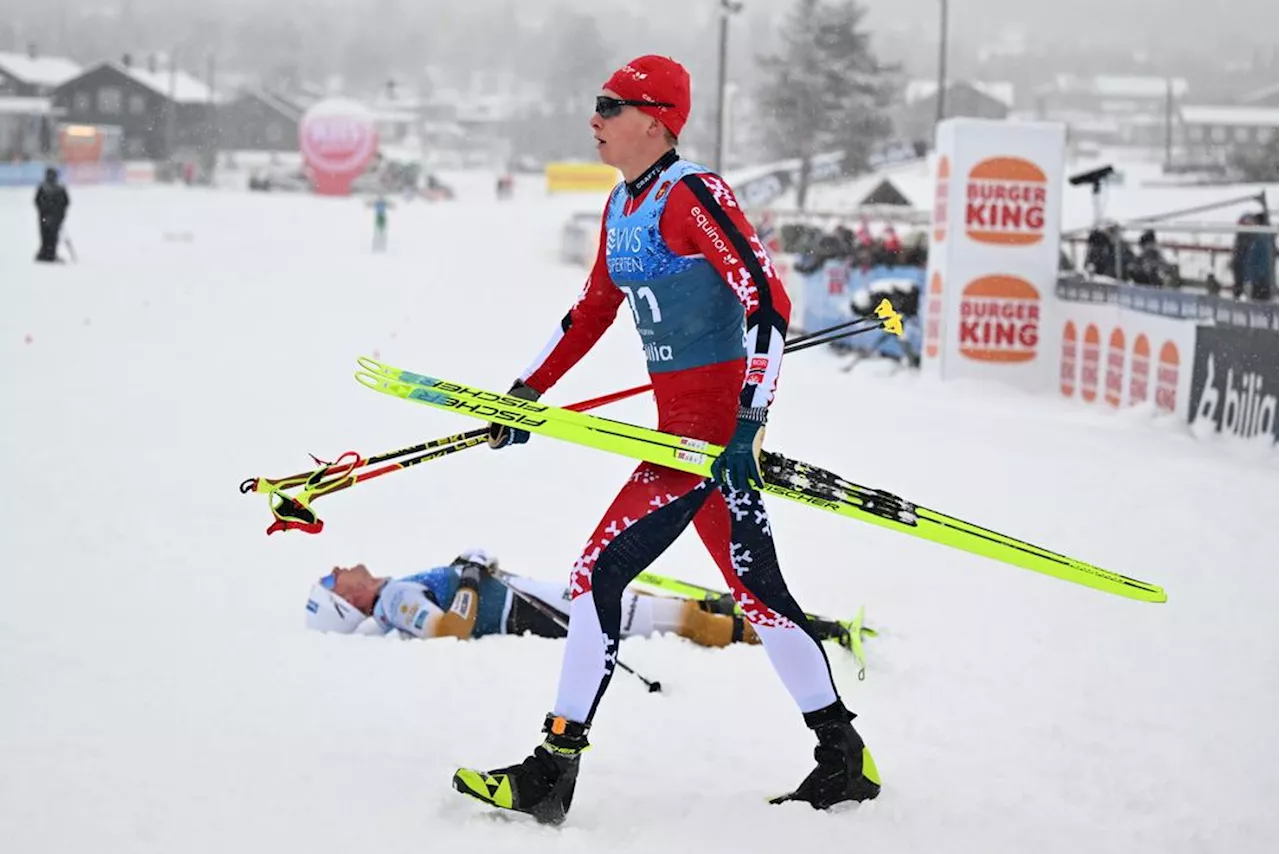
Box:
[0,178,1276,854]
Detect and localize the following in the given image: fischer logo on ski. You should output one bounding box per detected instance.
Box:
[353,356,1167,604]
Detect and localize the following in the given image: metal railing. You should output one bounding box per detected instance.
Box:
[1062,217,1277,297]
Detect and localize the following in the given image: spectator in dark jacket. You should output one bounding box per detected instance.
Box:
[1243,211,1276,301]
[34,167,69,262]
[1230,213,1255,299]
[1084,224,1136,280]
[1131,229,1180,288]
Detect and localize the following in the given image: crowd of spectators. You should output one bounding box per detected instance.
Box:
[1082,212,1276,302]
[785,220,928,275]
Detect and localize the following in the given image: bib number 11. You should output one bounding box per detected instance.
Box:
[620,286,662,324]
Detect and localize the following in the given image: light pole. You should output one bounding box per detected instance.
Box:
[714,0,744,172]
[935,0,949,127]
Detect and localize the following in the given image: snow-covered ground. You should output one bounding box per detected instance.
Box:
[1,179,1275,854]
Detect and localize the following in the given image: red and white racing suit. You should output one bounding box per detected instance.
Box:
[521,152,841,724]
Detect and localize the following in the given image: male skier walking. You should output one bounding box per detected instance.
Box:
[453,55,880,824]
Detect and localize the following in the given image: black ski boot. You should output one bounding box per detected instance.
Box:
[771,700,880,809]
[810,616,854,650]
[452,714,589,825]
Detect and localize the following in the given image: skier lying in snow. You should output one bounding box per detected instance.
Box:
[305,549,861,650]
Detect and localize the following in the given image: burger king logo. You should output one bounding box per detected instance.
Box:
[958,275,1040,363]
[933,156,949,243]
[1105,327,1126,408]
[1129,334,1151,405]
[965,157,1048,245]
[1080,324,1101,402]
[924,272,943,359]
[1156,341,1180,414]
[1060,320,1077,397]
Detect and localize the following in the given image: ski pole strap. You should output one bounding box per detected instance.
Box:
[244,451,365,535]
[267,491,323,535]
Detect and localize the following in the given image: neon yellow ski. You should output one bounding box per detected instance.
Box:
[354,358,1167,604]
[635,571,877,676]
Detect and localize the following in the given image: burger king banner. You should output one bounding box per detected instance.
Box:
[1056,298,1197,419]
[299,98,379,196]
[922,119,1066,393]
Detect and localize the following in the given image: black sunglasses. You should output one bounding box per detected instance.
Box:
[595,95,675,118]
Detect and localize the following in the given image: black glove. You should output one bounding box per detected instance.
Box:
[452,550,494,591]
[456,560,484,592]
[710,410,767,492]
[487,380,541,449]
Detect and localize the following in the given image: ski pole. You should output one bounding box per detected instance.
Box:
[487,567,663,694]
[783,322,887,354]
[242,303,907,531]
[243,428,486,497]
[567,313,902,411]
[244,436,489,534]
[255,304,904,491]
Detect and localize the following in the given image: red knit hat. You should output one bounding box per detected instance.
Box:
[603,55,691,139]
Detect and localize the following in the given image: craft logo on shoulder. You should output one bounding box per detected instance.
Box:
[1129,334,1151,405]
[1155,341,1180,414]
[1080,324,1100,402]
[958,275,1040,362]
[1105,327,1126,408]
[932,156,949,243]
[924,272,944,358]
[965,157,1048,245]
[1060,320,1077,397]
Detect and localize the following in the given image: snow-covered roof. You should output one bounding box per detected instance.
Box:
[766,158,934,214]
[1046,74,1189,100]
[1093,75,1189,99]
[0,51,82,88]
[232,87,303,120]
[1238,82,1279,108]
[77,61,220,104]
[373,107,418,124]
[121,62,217,104]
[905,79,1015,108]
[1179,105,1279,128]
[0,95,53,115]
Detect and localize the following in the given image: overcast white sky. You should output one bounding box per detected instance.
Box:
[11,0,1280,53]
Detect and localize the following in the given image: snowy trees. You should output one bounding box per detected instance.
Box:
[1229,130,1279,182]
[757,0,893,209]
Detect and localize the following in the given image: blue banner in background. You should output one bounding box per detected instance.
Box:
[801,262,924,360]
[0,161,126,187]
[1056,274,1278,331]
[0,162,48,187]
